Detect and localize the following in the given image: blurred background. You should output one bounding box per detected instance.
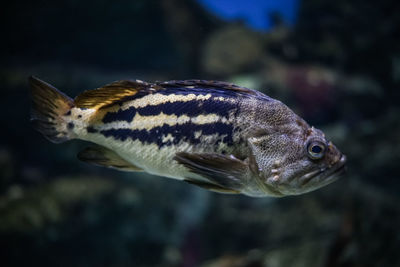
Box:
[1,0,400,266]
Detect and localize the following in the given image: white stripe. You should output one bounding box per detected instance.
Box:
[121,93,212,110]
[100,113,228,131]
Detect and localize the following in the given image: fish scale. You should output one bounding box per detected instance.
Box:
[29,76,346,197]
[90,85,243,149]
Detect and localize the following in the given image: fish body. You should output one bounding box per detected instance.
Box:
[29,77,346,197]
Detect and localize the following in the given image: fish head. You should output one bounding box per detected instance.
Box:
[249,123,346,196]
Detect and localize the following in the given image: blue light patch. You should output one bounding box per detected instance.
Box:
[197,0,299,31]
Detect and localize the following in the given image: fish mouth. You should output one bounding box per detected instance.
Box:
[320,154,347,185]
[300,154,347,186]
[330,154,347,177]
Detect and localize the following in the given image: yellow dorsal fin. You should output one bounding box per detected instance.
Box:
[74,80,150,109]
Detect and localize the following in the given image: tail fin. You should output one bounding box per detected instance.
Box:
[29,76,75,143]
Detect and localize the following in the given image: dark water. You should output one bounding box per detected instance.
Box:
[1,0,399,266]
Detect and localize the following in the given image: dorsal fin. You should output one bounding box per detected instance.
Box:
[74,80,151,109]
[74,79,263,110]
[157,80,261,96]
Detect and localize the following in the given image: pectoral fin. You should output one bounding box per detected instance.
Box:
[78,146,142,172]
[174,152,248,192]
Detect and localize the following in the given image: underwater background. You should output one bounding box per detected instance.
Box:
[1,0,399,266]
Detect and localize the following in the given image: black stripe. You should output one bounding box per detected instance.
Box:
[102,107,136,123]
[101,98,238,124]
[100,122,235,148]
[122,86,243,101]
[137,98,237,118]
[87,126,98,133]
[155,85,251,98]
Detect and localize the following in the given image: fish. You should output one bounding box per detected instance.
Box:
[28,76,346,197]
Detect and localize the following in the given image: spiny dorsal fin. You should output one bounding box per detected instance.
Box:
[74,80,151,110]
[157,80,261,96]
[78,145,143,172]
[74,79,263,110]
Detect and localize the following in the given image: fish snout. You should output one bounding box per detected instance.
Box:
[329,153,347,177]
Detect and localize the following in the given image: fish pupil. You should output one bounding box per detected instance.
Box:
[311,145,322,154]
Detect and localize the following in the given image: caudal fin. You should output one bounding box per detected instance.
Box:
[29,76,75,143]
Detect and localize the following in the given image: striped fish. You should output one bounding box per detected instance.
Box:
[29,76,346,197]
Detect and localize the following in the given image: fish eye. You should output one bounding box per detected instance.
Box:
[307,141,326,160]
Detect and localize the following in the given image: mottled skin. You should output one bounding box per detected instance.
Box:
[29,77,346,197]
[236,96,345,196]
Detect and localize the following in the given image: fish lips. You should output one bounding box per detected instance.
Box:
[300,154,347,187]
[329,154,347,177]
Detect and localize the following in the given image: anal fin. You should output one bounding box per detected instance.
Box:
[78,146,142,172]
